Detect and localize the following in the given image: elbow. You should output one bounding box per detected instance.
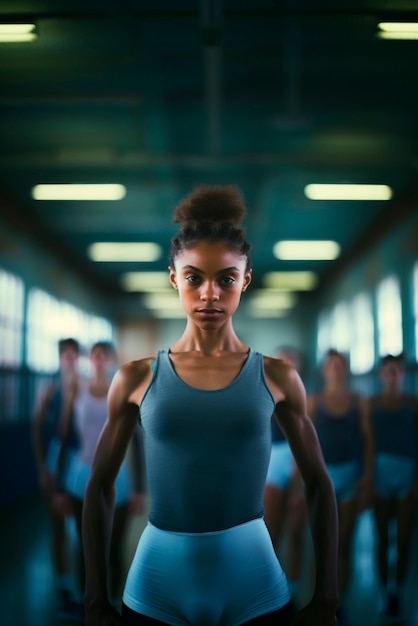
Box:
[304,467,335,507]
[85,472,115,509]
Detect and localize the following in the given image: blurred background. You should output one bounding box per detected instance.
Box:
[0,1,418,625]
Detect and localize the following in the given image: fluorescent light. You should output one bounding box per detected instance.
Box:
[273,240,340,261]
[88,242,162,262]
[263,271,317,291]
[121,272,171,292]
[0,24,37,42]
[248,291,296,310]
[32,184,126,200]
[304,184,392,201]
[378,22,418,31]
[377,22,418,39]
[377,31,418,40]
[144,293,184,310]
[143,293,185,318]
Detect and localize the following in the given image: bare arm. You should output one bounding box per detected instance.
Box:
[82,359,152,626]
[266,361,338,624]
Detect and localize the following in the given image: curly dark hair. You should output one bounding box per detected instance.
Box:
[170,185,252,271]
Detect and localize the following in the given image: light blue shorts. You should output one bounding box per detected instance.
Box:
[65,456,132,506]
[326,460,361,503]
[374,453,416,500]
[265,441,293,490]
[123,518,290,626]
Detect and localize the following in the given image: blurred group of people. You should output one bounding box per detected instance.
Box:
[32,338,146,623]
[264,346,418,625]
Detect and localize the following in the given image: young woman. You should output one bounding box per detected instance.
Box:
[82,186,339,626]
[58,342,145,607]
[32,337,82,620]
[307,349,373,623]
[368,354,418,622]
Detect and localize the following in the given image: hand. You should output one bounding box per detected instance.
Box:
[85,602,122,626]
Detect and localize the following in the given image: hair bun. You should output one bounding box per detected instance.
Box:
[173,185,246,225]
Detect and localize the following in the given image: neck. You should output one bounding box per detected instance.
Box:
[325,381,346,393]
[170,320,247,356]
[91,371,109,386]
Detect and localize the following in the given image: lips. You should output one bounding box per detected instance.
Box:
[196,308,223,316]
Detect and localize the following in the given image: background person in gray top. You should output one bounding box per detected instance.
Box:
[82,185,339,626]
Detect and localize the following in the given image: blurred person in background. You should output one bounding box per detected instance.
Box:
[263,346,308,607]
[367,353,418,623]
[57,341,145,614]
[308,349,373,625]
[32,337,82,621]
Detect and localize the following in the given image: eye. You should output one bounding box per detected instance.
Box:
[185,274,200,284]
[220,276,235,285]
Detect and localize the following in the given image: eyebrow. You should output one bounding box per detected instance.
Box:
[181,264,242,275]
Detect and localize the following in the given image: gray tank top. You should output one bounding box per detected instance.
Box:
[139,348,276,533]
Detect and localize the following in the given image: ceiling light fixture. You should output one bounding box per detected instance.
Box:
[304,184,392,200]
[120,272,171,292]
[248,291,296,310]
[263,271,318,291]
[0,24,37,42]
[273,240,340,261]
[32,184,126,200]
[88,242,162,263]
[144,293,184,311]
[377,22,418,40]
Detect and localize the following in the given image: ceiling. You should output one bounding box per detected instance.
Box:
[1,1,418,319]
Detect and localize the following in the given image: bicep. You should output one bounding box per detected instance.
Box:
[90,393,139,492]
[280,411,327,487]
[275,380,327,487]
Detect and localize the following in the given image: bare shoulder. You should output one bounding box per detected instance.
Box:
[263,355,305,405]
[110,355,157,407]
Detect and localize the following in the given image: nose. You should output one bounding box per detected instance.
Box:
[200,280,220,302]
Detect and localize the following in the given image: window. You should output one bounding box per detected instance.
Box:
[376,275,403,357]
[317,301,351,364]
[350,292,375,374]
[329,302,351,354]
[0,268,24,367]
[316,308,332,363]
[26,287,114,373]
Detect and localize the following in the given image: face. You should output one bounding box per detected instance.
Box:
[169,241,251,330]
[90,346,112,374]
[379,360,404,391]
[322,353,347,383]
[59,347,78,374]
